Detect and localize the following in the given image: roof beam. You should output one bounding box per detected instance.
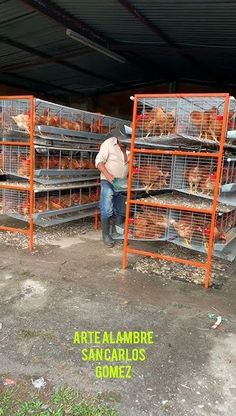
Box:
[19,0,170,82]
[20,0,107,44]
[0,35,116,84]
[116,0,220,79]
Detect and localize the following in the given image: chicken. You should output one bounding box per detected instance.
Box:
[185,165,203,193]
[133,212,149,239]
[164,109,176,135]
[144,108,168,138]
[208,114,224,142]
[197,223,227,251]
[35,197,48,212]
[190,106,218,140]
[132,210,168,239]
[12,114,30,132]
[199,173,216,195]
[134,165,170,193]
[170,217,195,246]
[18,156,30,177]
[20,200,29,215]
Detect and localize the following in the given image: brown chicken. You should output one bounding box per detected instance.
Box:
[35,197,48,212]
[197,223,227,251]
[134,165,170,193]
[132,210,168,239]
[199,173,216,195]
[144,108,168,138]
[185,165,203,193]
[170,217,195,246]
[190,106,218,140]
[18,156,30,177]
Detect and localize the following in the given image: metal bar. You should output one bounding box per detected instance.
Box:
[0,185,30,191]
[0,142,30,146]
[135,93,229,98]
[0,226,29,235]
[133,148,219,158]
[29,96,35,251]
[122,95,138,270]
[126,247,206,269]
[204,93,230,288]
[129,199,213,214]
[0,95,33,99]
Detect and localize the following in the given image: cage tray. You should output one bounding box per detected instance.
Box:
[169,231,236,262]
[35,125,104,141]
[34,168,98,177]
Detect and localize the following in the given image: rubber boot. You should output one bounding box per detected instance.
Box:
[101,218,114,248]
[112,216,124,240]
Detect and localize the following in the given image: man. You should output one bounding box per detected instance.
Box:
[95,133,129,248]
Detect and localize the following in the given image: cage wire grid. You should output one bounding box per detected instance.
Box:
[123,93,232,288]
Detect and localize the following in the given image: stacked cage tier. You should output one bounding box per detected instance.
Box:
[0,96,129,247]
[123,94,236,288]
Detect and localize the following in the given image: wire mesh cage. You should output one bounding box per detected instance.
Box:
[35,148,96,172]
[127,204,169,240]
[172,155,236,196]
[34,186,99,214]
[35,99,102,133]
[135,95,228,143]
[100,114,130,134]
[3,145,30,177]
[0,98,31,135]
[131,154,172,191]
[2,189,30,216]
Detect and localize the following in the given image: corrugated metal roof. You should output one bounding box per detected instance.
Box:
[0,0,236,98]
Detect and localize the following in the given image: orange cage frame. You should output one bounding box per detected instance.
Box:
[0,95,102,250]
[122,93,230,288]
[0,95,35,251]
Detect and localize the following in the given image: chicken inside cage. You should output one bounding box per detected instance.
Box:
[35,149,96,171]
[172,156,236,197]
[132,155,172,192]
[128,205,169,240]
[34,188,98,213]
[134,96,235,142]
[169,209,234,251]
[135,106,176,138]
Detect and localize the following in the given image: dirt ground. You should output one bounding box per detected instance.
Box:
[0,219,236,416]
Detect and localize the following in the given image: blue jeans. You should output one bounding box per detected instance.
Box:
[99,180,124,220]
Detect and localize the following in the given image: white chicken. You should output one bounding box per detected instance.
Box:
[12,114,29,132]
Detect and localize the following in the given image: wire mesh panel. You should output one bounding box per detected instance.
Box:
[35,148,96,171]
[34,186,99,214]
[35,99,101,133]
[221,157,236,185]
[135,96,227,143]
[123,93,232,288]
[0,98,31,135]
[172,156,217,195]
[2,189,30,217]
[127,204,169,240]
[100,114,130,134]
[132,154,172,191]
[3,145,30,177]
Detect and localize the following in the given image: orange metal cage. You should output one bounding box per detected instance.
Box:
[0,95,34,251]
[122,93,230,288]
